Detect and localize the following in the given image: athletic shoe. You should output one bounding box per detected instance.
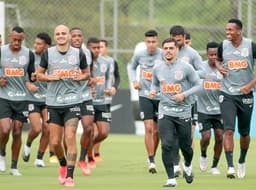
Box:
[58,166,67,184]
[163,178,177,187]
[10,169,22,176]
[88,160,96,169]
[183,163,193,184]
[94,155,104,163]
[23,145,31,162]
[199,156,208,171]
[77,161,91,176]
[34,159,45,167]
[148,162,157,174]
[174,165,181,177]
[49,155,58,164]
[237,162,246,179]
[210,167,220,175]
[0,155,6,172]
[64,177,75,187]
[226,167,236,179]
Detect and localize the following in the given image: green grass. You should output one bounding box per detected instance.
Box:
[0,134,256,190]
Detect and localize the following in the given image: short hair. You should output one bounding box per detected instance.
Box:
[169,25,185,36]
[99,39,108,47]
[162,38,178,47]
[12,26,24,33]
[87,37,100,46]
[70,27,82,33]
[144,30,158,37]
[228,18,243,29]
[36,32,52,46]
[206,41,219,50]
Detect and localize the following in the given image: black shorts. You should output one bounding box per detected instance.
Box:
[28,101,47,114]
[139,96,159,121]
[47,104,81,126]
[94,104,111,123]
[0,98,28,122]
[80,100,94,116]
[191,102,198,125]
[198,112,223,132]
[219,91,253,136]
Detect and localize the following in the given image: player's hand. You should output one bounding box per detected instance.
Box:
[91,87,96,98]
[48,73,61,81]
[26,82,39,93]
[217,64,228,77]
[149,90,156,99]
[0,76,7,87]
[104,88,115,96]
[89,77,96,87]
[240,83,253,95]
[133,81,141,90]
[31,72,37,81]
[172,93,185,102]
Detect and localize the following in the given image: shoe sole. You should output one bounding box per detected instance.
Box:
[183,173,193,184]
[163,184,176,187]
[23,155,30,162]
[149,167,157,174]
[226,174,236,179]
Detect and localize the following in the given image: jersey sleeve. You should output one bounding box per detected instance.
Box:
[79,50,88,70]
[40,50,49,69]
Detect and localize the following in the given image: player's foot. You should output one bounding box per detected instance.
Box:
[199,156,208,171]
[58,166,67,184]
[34,159,45,167]
[10,169,22,176]
[183,163,193,184]
[0,155,6,172]
[163,178,177,187]
[174,165,181,177]
[88,160,96,169]
[77,161,91,176]
[148,162,157,174]
[64,177,75,187]
[94,155,104,163]
[49,155,58,164]
[226,167,236,179]
[237,162,245,179]
[23,145,31,162]
[210,167,220,175]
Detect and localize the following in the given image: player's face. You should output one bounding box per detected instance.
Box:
[34,38,48,54]
[170,34,184,49]
[225,23,241,41]
[54,25,70,46]
[70,29,83,48]
[88,42,100,59]
[9,31,24,51]
[207,47,218,67]
[99,41,107,56]
[163,42,178,62]
[145,36,158,53]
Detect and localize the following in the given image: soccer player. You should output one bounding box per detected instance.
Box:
[130,30,162,173]
[169,25,204,176]
[22,32,55,167]
[37,24,90,187]
[217,18,256,179]
[70,27,94,176]
[197,42,223,175]
[0,26,35,176]
[184,31,192,46]
[150,38,200,187]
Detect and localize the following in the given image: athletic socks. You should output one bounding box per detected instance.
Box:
[211,157,219,168]
[148,155,155,163]
[37,151,44,160]
[238,148,248,163]
[225,151,234,167]
[11,160,18,169]
[66,165,75,178]
[59,157,67,167]
[79,148,87,161]
[201,150,207,158]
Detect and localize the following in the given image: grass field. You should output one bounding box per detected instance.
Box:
[0,134,255,190]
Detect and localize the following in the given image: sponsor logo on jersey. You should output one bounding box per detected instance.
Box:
[142,70,152,80]
[53,69,81,78]
[68,55,77,65]
[174,70,183,80]
[19,56,27,65]
[100,64,107,73]
[227,60,248,70]
[96,76,106,85]
[241,48,249,57]
[203,81,221,89]
[162,84,182,93]
[5,68,24,76]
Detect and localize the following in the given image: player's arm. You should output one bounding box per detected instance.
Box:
[215,42,228,77]
[0,48,7,87]
[130,54,141,90]
[149,66,159,99]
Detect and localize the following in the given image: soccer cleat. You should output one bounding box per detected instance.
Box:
[23,145,31,162]
[210,167,220,175]
[174,165,181,177]
[34,159,45,167]
[148,162,157,174]
[58,166,67,184]
[49,155,58,164]
[163,178,177,187]
[77,161,91,176]
[199,156,208,171]
[226,167,236,179]
[10,169,22,176]
[64,177,75,187]
[183,163,194,184]
[237,163,246,179]
[88,160,96,169]
[0,155,6,172]
[94,155,104,163]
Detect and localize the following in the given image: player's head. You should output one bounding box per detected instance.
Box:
[9,26,25,51]
[144,29,158,53]
[162,38,178,62]
[169,25,185,49]
[225,18,242,41]
[87,37,100,59]
[54,24,70,46]
[70,27,84,48]
[99,39,108,56]
[184,31,192,46]
[206,41,218,67]
[34,32,52,54]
